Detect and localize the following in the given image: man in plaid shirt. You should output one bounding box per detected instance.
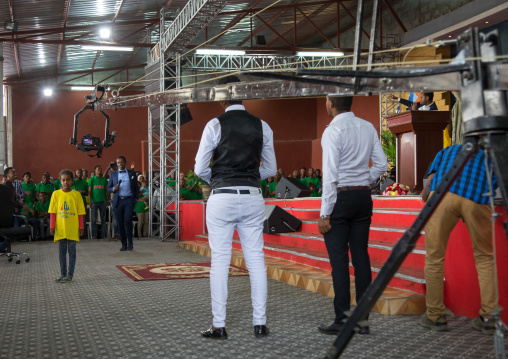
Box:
[420,144,498,335]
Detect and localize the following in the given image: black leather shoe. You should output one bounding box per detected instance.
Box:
[254,325,269,337]
[127,248,133,251]
[318,322,344,335]
[358,326,370,335]
[120,247,127,251]
[201,327,227,340]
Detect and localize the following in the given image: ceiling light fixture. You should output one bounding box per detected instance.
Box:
[81,45,133,51]
[43,88,53,97]
[485,21,489,24]
[71,86,96,91]
[297,51,345,57]
[100,27,111,39]
[4,20,18,31]
[196,49,246,56]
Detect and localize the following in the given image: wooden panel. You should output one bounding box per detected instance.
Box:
[398,132,415,188]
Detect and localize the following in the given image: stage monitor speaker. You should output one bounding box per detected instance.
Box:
[263,205,302,234]
[275,177,311,199]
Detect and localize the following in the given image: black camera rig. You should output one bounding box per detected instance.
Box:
[70,86,116,158]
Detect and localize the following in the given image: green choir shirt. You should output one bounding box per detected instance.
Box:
[268,181,277,198]
[134,199,149,213]
[36,182,54,195]
[35,200,50,216]
[72,179,89,205]
[88,176,108,203]
[53,179,62,190]
[22,182,36,204]
[260,179,268,198]
[304,177,321,197]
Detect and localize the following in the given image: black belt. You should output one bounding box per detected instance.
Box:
[119,195,132,199]
[212,189,261,195]
[337,186,369,193]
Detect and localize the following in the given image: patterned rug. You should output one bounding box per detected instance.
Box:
[116,261,249,281]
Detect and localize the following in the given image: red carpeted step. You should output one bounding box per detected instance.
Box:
[195,234,426,294]
[372,196,424,210]
[300,220,426,247]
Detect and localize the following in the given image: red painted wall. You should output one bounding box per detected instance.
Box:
[12,87,148,181]
[11,89,378,182]
[312,95,380,170]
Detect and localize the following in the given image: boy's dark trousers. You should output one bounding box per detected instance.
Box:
[323,189,373,324]
[114,197,134,250]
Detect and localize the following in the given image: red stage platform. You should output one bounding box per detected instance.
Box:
[177,196,508,320]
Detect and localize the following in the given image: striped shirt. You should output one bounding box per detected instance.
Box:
[428,145,497,204]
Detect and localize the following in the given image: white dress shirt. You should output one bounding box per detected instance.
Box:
[320,112,388,216]
[194,104,277,186]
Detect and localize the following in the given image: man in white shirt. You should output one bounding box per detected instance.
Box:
[195,75,277,340]
[317,95,387,336]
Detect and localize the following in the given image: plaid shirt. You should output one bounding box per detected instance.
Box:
[13,179,25,202]
[428,145,497,204]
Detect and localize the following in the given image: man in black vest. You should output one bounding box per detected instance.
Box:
[195,75,277,340]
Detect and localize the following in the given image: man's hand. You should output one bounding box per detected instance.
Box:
[50,228,55,236]
[79,229,84,237]
[114,184,120,192]
[130,162,135,169]
[318,218,331,234]
[388,95,397,101]
[23,204,31,211]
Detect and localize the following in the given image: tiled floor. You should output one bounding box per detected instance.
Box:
[0,239,505,359]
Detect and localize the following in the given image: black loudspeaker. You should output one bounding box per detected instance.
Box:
[275,177,311,199]
[263,205,302,234]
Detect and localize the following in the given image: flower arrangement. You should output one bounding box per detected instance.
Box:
[382,183,411,195]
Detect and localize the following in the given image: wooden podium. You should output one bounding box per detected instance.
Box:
[387,111,450,191]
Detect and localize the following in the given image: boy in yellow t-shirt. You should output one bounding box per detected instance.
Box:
[49,169,86,283]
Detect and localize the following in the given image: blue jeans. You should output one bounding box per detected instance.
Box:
[59,239,77,277]
[91,202,107,239]
[114,198,135,249]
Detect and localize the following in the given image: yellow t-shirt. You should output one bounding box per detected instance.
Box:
[48,189,86,242]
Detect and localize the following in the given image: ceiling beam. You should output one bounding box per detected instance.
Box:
[267,3,330,47]
[57,0,71,75]
[382,0,407,33]
[3,64,146,85]
[210,0,265,45]
[0,18,160,38]
[237,8,289,46]
[0,38,153,47]
[8,0,21,78]
[297,6,336,48]
[340,2,370,40]
[255,15,293,48]
[219,0,342,16]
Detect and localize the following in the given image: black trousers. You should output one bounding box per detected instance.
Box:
[323,189,373,324]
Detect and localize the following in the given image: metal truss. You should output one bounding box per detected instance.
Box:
[181,54,352,71]
[148,0,228,62]
[147,9,181,241]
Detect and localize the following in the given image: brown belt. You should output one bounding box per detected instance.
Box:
[337,186,369,193]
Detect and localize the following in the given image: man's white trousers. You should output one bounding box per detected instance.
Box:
[206,190,267,328]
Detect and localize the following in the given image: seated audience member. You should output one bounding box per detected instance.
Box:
[278,168,284,176]
[0,174,6,184]
[82,169,89,182]
[36,172,54,199]
[268,173,282,198]
[167,172,176,189]
[420,144,497,334]
[73,169,89,238]
[299,167,307,181]
[19,197,39,240]
[260,178,268,198]
[34,192,50,240]
[88,165,108,240]
[314,169,322,181]
[304,167,321,197]
[180,178,193,200]
[22,172,36,205]
[134,192,149,237]
[390,92,437,111]
[292,170,299,179]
